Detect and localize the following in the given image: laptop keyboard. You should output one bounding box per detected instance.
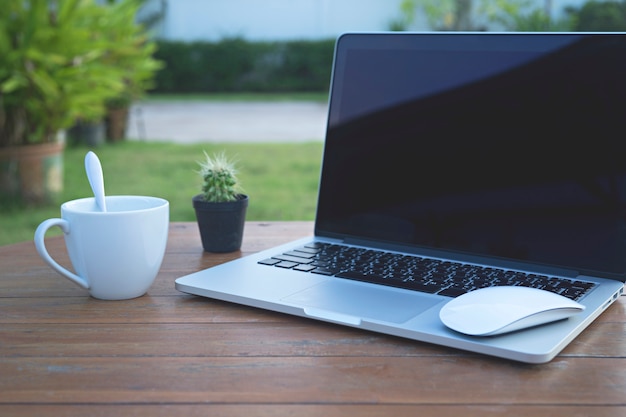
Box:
[258,242,596,301]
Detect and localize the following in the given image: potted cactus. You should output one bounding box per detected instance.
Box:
[193,151,249,253]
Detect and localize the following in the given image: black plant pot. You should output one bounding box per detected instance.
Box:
[192,194,249,253]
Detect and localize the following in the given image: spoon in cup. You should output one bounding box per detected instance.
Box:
[85,151,107,212]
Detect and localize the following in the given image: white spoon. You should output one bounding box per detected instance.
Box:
[85,151,107,212]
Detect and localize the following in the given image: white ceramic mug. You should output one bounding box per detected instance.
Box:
[34,196,169,300]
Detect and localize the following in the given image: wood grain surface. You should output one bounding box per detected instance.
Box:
[1,222,625,417]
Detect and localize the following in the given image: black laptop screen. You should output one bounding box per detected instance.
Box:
[316,33,626,279]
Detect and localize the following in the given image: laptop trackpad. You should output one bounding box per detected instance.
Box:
[281,279,442,324]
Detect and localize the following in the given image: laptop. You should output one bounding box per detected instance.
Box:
[176,32,626,363]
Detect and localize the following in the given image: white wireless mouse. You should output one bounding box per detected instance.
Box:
[439,286,585,336]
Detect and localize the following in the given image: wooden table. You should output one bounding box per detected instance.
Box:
[2,221,625,416]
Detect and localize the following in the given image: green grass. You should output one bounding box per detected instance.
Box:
[0,140,323,246]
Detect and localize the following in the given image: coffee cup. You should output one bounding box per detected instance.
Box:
[34,195,169,300]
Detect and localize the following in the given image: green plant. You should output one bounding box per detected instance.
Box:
[0,0,126,146]
[391,0,482,31]
[152,39,334,94]
[197,151,243,203]
[480,0,574,31]
[100,0,164,109]
[0,0,163,147]
[389,0,574,32]
[566,0,626,31]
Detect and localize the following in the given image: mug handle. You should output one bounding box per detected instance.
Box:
[34,219,89,289]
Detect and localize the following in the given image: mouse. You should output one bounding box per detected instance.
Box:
[439,286,585,336]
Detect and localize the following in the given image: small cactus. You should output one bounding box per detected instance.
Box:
[197,151,242,202]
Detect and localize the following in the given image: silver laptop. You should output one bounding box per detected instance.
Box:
[176,32,626,363]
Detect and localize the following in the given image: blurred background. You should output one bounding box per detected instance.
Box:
[145,0,621,96]
[1,0,624,246]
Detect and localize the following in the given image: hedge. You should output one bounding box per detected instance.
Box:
[152,38,336,93]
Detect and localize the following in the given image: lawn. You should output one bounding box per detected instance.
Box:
[0,140,323,246]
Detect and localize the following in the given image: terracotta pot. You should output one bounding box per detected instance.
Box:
[0,141,64,206]
[106,106,129,142]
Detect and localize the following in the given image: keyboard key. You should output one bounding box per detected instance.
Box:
[439,287,469,297]
[284,250,316,259]
[258,258,281,266]
[337,271,386,285]
[293,247,321,255]
[311,267,335,276]
[404,281,441,294]
[273,254,314,264]
[275,261,299,269]
[294,264,317,272]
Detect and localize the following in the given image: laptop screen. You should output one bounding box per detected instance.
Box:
[316,33,626,279]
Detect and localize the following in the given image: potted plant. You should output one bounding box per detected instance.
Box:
[100,0,164,142]
[0,0,162,205]
[0,0,125,205]
[193,151,249,253]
